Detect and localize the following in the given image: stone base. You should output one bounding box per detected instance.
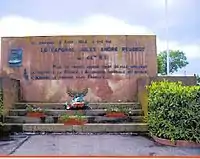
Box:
[5,115,144,124]
[153,136,200,148]
[4,123,148,133]
[14,102,140,109]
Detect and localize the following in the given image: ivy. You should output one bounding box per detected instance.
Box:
[0,89,3,117]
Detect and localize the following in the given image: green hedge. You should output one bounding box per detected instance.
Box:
[147,81,200,142]
[0,89,3,116]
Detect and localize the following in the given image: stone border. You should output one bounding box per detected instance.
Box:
[4,123,148,133]
[153,136,200,148]
[14,102,140,109]
[9,109,143,116]
[5,115,144,124]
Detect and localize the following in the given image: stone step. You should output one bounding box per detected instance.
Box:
[14,102,141,109]
[5,116,145,124]
[3,123,148,133]
[9,109,144,116]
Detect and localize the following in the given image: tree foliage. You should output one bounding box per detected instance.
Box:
[157,50,189,75]
[196,74,200,85]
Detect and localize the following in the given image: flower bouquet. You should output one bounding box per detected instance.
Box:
[59,114,87,125]
[26,104,46,118]
[104,106,130,118]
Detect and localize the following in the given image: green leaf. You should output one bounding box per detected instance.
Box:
[157,50,189,75]
[147,81,200,142]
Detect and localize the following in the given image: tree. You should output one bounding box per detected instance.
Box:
[157,50,189,75]
[195,74,200,85]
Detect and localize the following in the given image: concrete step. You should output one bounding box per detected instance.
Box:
[5,115,145,124]
[9,109,144,116]
[3,123,148,133]
[14,102,141,109]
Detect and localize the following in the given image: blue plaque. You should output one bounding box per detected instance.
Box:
[8,48,23,67]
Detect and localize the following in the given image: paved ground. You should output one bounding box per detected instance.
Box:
[0,134,29,155]
[1,134,200,156]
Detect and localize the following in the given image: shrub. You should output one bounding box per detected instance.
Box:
[104,105,132,115]
[0,89,3,132]
[59,114,87,122]
[26,104,46,113]
[147,80,200,143]
[0,89,3,117]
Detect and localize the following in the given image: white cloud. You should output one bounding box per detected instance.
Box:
[157,40,200,58]
[0,14,200,59]
[0,14,154,36]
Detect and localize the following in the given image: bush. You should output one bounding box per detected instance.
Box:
[0,89,3,134]
[0,89,3,118]
[147,80,200,143]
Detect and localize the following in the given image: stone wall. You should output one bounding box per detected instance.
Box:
[149,76,197,86]
[1,77,20,115]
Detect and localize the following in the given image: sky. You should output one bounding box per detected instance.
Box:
[0,0,200,75]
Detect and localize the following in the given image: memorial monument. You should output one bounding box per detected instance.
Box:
[1,35,157,102]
